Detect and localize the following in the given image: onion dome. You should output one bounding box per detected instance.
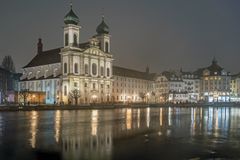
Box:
[64,5,79,25]
[96,16,109,34]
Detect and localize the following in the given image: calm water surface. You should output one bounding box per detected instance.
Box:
[0,107,240,160]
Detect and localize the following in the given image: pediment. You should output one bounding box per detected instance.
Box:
[83,47,105,57]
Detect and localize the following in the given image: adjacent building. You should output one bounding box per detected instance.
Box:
[195,58,231,102]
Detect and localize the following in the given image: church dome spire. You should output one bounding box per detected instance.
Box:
[96,15,110,34]
[64,3,79,25]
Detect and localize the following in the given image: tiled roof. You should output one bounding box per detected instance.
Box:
[113,66,155,80]
[23,48,62,68]
[23,42,91,68]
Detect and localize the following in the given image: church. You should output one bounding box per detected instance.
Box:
[19,5,155,105]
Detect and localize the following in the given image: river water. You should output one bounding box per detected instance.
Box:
[0,107,240,160]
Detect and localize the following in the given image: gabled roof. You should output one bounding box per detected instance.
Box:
[23,40,103,69]
[23,48,61,68]
[113,66,155,80]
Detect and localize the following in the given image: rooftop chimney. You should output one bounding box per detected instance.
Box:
[37,38,43,54]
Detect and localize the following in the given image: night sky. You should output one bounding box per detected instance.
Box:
[1,0,240,73]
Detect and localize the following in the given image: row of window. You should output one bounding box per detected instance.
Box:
[63,63,110,76]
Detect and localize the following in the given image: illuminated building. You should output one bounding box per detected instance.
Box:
[195,58,231,102]
[112,66,155,103]
[19,5,155,104]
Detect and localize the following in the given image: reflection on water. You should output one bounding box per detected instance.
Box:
[55,110,61,143]
[0,107,240,159]
[29,111,38,149]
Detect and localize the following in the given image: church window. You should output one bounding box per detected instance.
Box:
[105,42,109,53]
[85,64,88,74]
[107,68,110,77]
[74,63,78,74]
[73,34,78,46]
[65,33,69,46]
[64,86,67,96]
[74,82,78,87]
[101,66,104,76]
[64,63,67,74]
[92,63,97,75]
[93,83,96,90]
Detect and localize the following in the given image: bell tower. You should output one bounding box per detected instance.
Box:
[95,15,111,53]
[63,4,81,47]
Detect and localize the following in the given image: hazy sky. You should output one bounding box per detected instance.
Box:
[1,0,240,73]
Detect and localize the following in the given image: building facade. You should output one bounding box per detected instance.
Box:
[195,58,231,102]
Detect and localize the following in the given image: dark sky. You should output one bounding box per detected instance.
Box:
[1,0,240,74]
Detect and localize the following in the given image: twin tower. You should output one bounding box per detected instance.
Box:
[63,5,111,53]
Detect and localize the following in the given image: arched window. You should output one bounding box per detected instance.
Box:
[105,42,109,53]
[85,64,88,74]
[101,66,104,76]
[65,33,69,46]
[107,68,110,77]
[64,86,67,96]
[92,63,97,75]
[74,63,78,74]
[64,63,67,74]
[73,34,78,46]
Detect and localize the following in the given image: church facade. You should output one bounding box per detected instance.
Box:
[19,6,154,105]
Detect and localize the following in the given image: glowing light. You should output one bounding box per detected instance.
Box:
[168,107,172,126]
[146,108,150,128]
[160,108,163,126]
[30,111,38,149]
[137,109,140,128]
[55,110,61,143]
[126,109,132,130]
[91,110,98,136]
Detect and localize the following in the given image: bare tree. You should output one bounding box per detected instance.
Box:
[19,89,29,106]
[69,89,81,105]
[139,92,146,103]
[2,55,15,73]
